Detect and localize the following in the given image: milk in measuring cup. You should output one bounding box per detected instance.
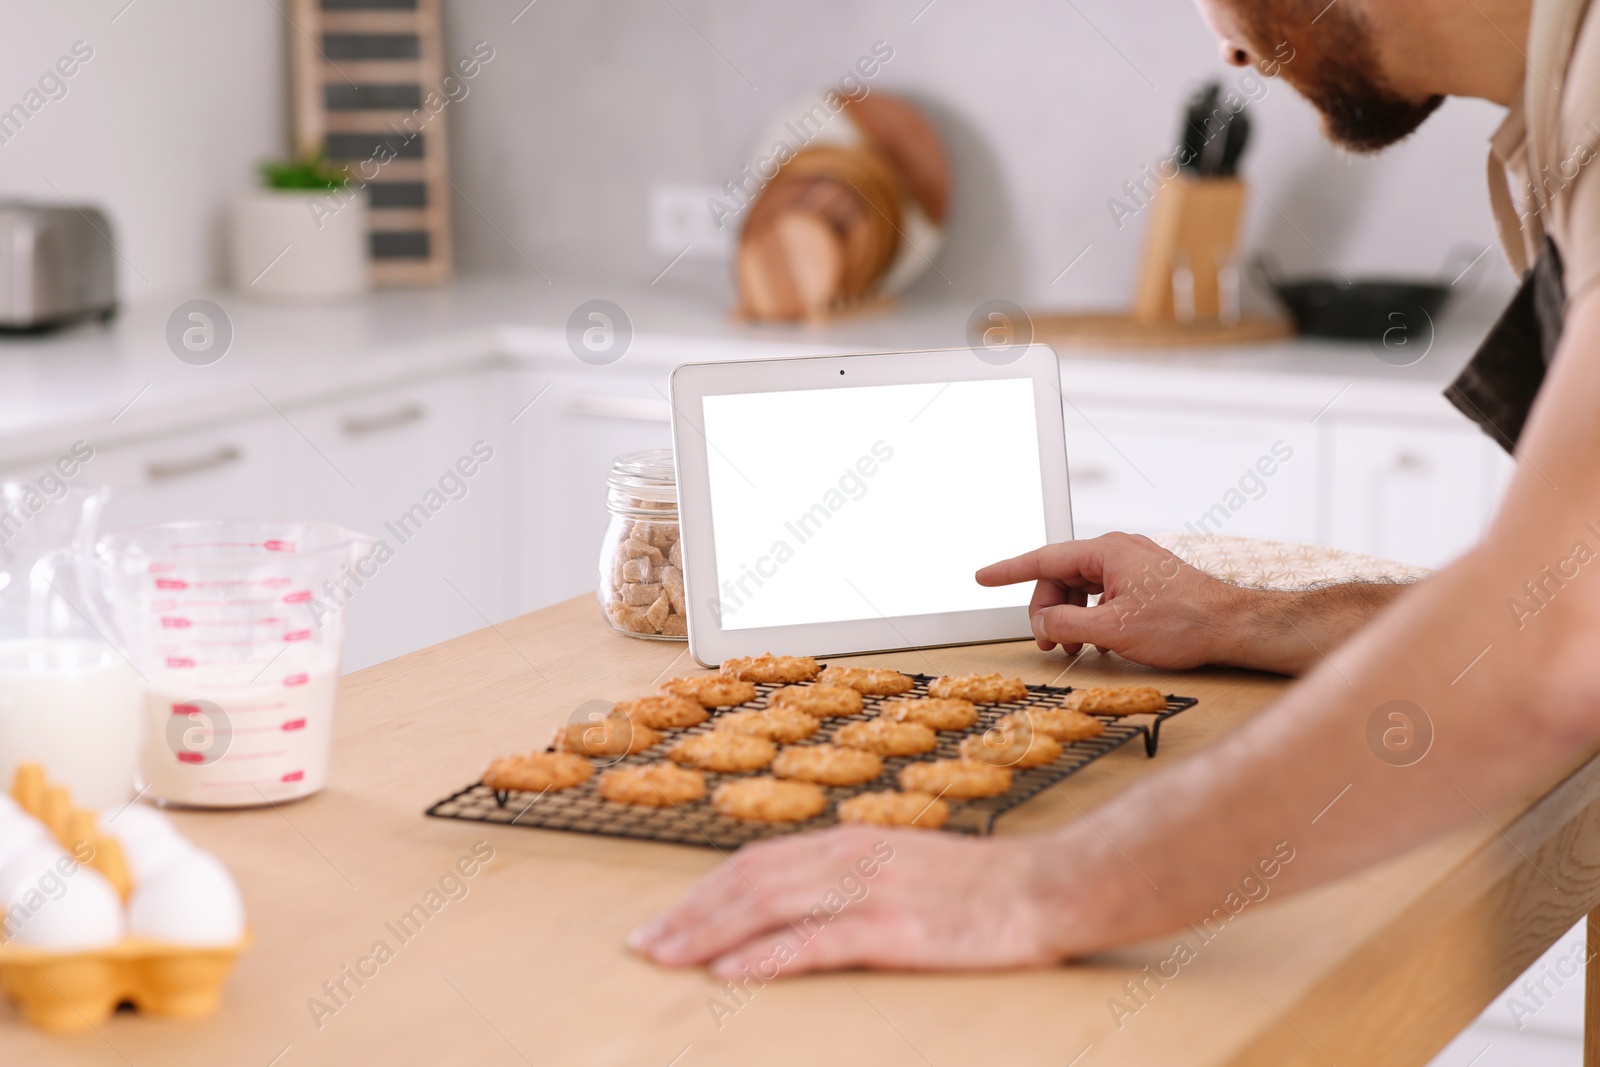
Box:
[0,639,143,809]
[87,519,370,808]
[140,664,339,808]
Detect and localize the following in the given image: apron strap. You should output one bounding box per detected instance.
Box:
[1488,150,1535,277]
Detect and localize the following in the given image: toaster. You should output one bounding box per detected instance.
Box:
[0,201,118,330]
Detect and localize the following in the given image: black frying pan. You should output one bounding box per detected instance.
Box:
[1252,248,1483,341]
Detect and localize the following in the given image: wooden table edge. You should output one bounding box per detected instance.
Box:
[1229,749,1600,1066]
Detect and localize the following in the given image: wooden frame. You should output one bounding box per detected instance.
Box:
[287,0,454,286]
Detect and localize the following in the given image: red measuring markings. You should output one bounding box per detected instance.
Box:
[282,590,312,604]
[176,752,205,764]
[170,618,287,628]
[233,723,302,739]
[283,630,311,642]
[187,577,293,589]
[165,657,196,669]
[154,578,188,590]
[169,540,297,552]
[282,719,306,731]
[201,774,299,787]
[283,673,308,687]
[171,701,285,715]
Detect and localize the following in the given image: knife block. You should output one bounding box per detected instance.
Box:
[1029,172,1292,348]
[1132,175,1245,322]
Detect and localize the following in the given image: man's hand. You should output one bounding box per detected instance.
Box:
[977,532,1412,676]
[628,827,1071,978]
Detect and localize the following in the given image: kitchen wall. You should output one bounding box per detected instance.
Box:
[442,0,1517,307]
[0,1,287,301]
[0,0,1514,310]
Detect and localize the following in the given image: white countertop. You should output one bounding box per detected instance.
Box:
[0,273,1505,464]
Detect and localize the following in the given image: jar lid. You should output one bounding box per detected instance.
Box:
[607,449,677,514]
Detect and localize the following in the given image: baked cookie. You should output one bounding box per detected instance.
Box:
[720,653,821,684]
[715,706,820,743]
[768,683,864,718]
[554,715,661,757]
[615,694,710,729]
[959,725,1063,768]
[665,732,777,772]
[1063,685,1167,716]
[712,777,827,822]
[878,697,978,732]
[771,744,884,786]
[898,758,1013,798]
[836,790,950,829]
[597,762,706,807]
[1002,708,1105,743]
[927,673,1029,703]
[817,666,915,696]
[834,719,938,757]
[483,751,593,792]
[660,675,758,708]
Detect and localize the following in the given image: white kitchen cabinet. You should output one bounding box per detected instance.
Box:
[283,369,505,671]
[1062,402,1324,544]
[1327,419,1498,568]
[79,417,301,529]
[2,367,507,672]
[506,365,673,617]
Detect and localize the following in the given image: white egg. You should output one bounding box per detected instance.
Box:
[3,863,124,950]
[0,841,70,902]
[0,814,51,871]
[0,825,50,876]
[98,804,195,883]
[127,850,245,946]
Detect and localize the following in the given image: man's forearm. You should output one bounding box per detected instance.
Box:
[1034,290,1600,959]
[1210,580,1416,675]
[1036,543,1585,958]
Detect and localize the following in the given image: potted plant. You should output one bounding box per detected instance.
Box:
[229,154,370,298]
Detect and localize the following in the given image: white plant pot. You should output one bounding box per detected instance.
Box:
[229,188,370,299]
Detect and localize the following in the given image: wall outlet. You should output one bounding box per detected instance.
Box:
[649,184,734,259]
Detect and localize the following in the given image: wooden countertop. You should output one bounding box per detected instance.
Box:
[8,595,1600,1066]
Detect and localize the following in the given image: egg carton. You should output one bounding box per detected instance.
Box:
[0,765,248,1034]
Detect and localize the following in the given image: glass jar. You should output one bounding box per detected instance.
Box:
[598,449,686,640]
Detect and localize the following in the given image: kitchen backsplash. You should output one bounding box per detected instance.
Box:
[2,0,1511,308]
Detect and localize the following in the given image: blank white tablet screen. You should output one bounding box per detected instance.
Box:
[700,378,1047,631]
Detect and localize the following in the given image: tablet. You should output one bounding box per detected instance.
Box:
[670,344,1073,666]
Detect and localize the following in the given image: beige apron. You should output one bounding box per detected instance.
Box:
[1450,0,1593,449]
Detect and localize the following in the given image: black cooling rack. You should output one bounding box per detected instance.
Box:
[425,674,1197,850]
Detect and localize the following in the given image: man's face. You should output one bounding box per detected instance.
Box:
[1196,0,1444,152]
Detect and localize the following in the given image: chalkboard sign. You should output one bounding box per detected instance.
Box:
[288,0,452,286]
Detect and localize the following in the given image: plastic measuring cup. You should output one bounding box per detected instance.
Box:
[83,521,372,808]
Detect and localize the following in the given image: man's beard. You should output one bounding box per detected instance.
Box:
[1241,1,1445,152]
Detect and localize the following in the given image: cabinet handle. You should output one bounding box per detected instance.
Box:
[146,445,242,483]
[341,403,425,437]
[567,393,671,423]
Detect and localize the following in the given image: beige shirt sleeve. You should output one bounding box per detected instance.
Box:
[1551,9,1600,299]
